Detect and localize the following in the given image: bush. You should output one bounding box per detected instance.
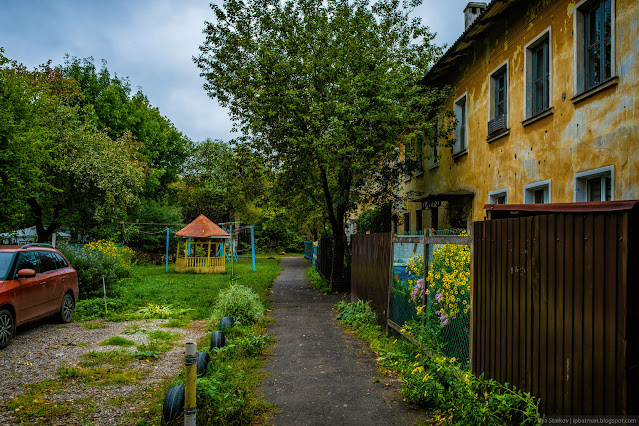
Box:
[335,300,378,329]
[306,267,330,293]
[58,241,133,299]
[210,284,265,325]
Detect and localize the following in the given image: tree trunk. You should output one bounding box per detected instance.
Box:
[27,198,61,243]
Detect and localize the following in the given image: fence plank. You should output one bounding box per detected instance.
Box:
[506,218,514,386]
[538,215,548,412]
[351,233,392,330]
[564,214,575,414]
[490,219,497,380]
[547,214,557,414]
[604,214,617,415]
[525,217,533,393]
[512,218,521,389]
[573,214,584,415]
[496,219,504,383]
[583,215,594,415]
[532,216,541,400]
[593,214,605,415]
[616,213,628,414]
[555,214,566,415]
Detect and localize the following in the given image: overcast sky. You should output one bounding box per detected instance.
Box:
[1,0,472,143]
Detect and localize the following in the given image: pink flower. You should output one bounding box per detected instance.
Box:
[435,292,443,303]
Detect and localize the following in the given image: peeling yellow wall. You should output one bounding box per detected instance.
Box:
[403,0,638,228]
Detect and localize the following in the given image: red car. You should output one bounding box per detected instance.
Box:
[0,244,79,348]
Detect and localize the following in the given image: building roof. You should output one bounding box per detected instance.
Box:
[422,0,519,86]
[175,214,230,238]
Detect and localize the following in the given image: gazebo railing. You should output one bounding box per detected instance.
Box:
[176,256,224,269]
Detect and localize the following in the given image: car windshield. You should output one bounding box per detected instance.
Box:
[0,252,16,280]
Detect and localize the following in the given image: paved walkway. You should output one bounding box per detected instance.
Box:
[260,257,425,425]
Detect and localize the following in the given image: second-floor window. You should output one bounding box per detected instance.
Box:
[585,0,612,89]
[488,62,508,136]
[525,29,551,118]
[453,94,467,154]
[575,0,614,95]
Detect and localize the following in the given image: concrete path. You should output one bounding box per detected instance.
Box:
[260,257,425,425]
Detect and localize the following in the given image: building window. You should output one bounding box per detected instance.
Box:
[525,29,551,118]
[416,210,423,233]
[454,94,468,154]
[428,119,439,170]
[403,212,410,234]
[415,138,424,175]
[488,62,508,136]
[575,166,614,201]
[404,141,412,181]
[489,189,508,204]
[575,0,614,94]
[524,179,551,204]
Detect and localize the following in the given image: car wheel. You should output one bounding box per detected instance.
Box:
[59,293,75,323]
[0,310,15,349]
[162,384,185,422]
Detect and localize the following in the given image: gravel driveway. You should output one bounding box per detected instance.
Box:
[0,317,209,425]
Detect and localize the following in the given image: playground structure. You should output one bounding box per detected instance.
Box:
[175,214,230,273]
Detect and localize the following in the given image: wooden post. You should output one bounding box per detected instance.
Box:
[184,342,197,425]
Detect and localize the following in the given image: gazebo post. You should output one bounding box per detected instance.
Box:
[207,240,212,268]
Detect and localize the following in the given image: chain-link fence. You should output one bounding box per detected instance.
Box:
[425,242,471,369]
[389,241,424,327]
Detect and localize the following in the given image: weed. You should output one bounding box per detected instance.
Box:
[83,322,107,330]
[210,284,265,325]
[306,266,330,293]
[99,336,135,347]
[147,330,181,342]
[80,350,136,367]
[164,318,190,328]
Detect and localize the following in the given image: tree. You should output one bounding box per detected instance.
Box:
[0,52,147,241]
[178,139,266,223]
[195,0,452,285]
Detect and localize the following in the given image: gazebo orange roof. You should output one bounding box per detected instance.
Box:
[175,214,230,238]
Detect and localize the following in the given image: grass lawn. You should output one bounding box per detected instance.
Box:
[76,257,280,321]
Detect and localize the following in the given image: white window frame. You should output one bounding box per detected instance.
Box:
[574,166,614,201]
[524,179,552,204]
[488,188,509,204]
[524,27,552,119]
[488,60,509,123]
[453,92,468,155]
[573,0,616,95]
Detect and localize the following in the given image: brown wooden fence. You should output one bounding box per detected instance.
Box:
[350,233,392,330]
[472,210,638,415]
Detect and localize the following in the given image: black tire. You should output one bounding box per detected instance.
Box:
[220,316,234,331]
[0,309,14,350]
[210,330,225,350]
[162,384,184,422]
[59,293,75,324]
[196,351,210,376]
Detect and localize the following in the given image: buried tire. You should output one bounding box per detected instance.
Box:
[0,309,14,350]
[220,316,234,331]
[210,330,225,350]
[162,384,185,422]
[196,351,210,376]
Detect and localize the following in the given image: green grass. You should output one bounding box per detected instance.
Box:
[76,258,281,321]
[306,266,330,293]
[99,336,135,346]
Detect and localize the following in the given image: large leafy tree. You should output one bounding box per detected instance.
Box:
[0,51,147,241]
[178,139,266,223]
[196,0,452,284]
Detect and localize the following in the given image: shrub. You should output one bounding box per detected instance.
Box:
[58,242,133,299]
[335,300,378,329]
[306,267,330,293]
[210,284,265,325]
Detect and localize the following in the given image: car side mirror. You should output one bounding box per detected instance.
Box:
[17,269,36,278]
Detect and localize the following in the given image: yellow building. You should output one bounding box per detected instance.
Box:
[400,0,639,233]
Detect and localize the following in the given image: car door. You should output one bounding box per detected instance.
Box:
[38,251,65,312]
[13,251,47,323]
